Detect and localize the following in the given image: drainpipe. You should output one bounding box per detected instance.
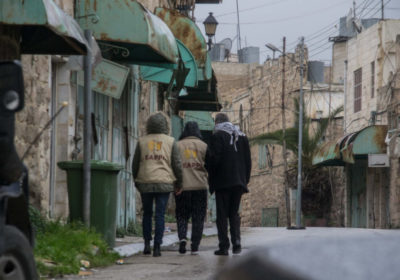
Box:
[83,30,92,227]
[343,60,348,133]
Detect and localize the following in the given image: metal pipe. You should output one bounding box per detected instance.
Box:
[236,0,242,52]
[281,37,291,228]
[296,36,305,228]
[83,30,92,227]
[343,60,348,133]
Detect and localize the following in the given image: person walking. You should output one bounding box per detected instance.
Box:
[175,122,209,255]
[132,112,183,257]
[206,113,251,256]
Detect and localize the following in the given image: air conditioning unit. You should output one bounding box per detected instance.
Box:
[368,154,389,167]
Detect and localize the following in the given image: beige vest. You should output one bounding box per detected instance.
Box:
[177,137,208,191]
[136,134,176,184]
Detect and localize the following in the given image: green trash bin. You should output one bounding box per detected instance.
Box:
[57,160,123,247]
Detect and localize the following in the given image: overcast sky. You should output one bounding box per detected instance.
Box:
[194,0,400,64]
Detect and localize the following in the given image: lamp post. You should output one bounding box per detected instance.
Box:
[203,12,218,50]
[265,43,281,59]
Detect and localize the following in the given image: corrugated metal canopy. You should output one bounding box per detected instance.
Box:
[312,137,346,166]
[178,70,221,111]
[77,0,179,67]
[341,125,388,164]
[139,39,198,87]
[0,0,89,55]
[154,7,212,80]
[312,125,388,166]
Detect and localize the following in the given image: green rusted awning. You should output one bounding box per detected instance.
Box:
[312,126,388,166]
[341,125,388,164]
[76,0,179,67]
[178,70,221,111]
[0,0,89,55]
[140,39,198,87]
[312,135,350,166]
[155,8,212,81]
[184,111,215,131]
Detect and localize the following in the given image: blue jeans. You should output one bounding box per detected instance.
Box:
[141,192,170,244]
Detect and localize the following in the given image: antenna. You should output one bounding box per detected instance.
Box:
[236,0,242,52]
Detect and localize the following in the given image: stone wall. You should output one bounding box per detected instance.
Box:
[215,47,347,227]
[16,55,52,211]
[387,36,400,228]
[345,20,400,133]
[332,42,347,85]
[214,52,302,227]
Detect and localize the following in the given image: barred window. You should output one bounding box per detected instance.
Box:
[354,68,362,113]
[371,62,375,98]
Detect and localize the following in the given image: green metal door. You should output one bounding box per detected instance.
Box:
[350,161,367,228]
[112,75,138,230]
[77,86,109,161]
[261,208,279,227]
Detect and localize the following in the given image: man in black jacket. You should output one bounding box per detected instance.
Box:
[206,113,251,256]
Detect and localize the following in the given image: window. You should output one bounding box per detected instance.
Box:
[371,61,375,98]
[149,82,157,113]
[258,144,273,170]
[354,68,362,113]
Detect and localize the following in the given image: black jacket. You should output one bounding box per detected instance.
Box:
[205,130,251,194]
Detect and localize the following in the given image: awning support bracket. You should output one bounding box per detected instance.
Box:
[76,13,100,24]
[98,42,130,58]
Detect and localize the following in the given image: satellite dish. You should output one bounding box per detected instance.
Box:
[219,38,232,60]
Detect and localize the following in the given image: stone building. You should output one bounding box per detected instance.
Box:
[7,0,221,232]
[213,44,344,227]
[314,19,400,228]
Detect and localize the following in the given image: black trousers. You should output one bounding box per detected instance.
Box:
[175,190,208,249]
[215,186,243,250]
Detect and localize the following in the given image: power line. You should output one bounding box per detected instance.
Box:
[200,0,349,25]
[213,0,291,18]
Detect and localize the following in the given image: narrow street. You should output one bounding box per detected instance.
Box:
[64,227,400,280]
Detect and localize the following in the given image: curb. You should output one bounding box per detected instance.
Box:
[113,227,218,257]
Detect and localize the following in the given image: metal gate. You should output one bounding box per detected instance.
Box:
[349,161,367,228]
[261,208,279,227]
[112,76,138,229]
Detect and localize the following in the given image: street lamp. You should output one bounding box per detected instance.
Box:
[265,43,282,59]
[203,12,218,50]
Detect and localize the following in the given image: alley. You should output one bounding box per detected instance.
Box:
[64,227,400,280]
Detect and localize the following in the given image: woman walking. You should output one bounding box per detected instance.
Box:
[175,121,208,255]
[132,112,183,257]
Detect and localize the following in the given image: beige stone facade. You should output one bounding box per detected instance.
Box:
[326,19,400,229]
[11,0,177,222]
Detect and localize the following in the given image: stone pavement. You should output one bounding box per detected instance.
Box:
[114,224,218,257]
[61,227,400,280]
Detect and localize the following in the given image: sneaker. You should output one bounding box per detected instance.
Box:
[179,240,187,254]
[191,244,199,255]
[232,245,242,254]
[214,249,229,256]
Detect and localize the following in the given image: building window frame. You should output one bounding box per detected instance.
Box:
[354,68,362,113]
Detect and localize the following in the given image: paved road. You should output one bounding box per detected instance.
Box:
[64,227,400,280]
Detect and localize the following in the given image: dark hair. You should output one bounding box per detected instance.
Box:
[215,113,229,124]
[179,121,202,140]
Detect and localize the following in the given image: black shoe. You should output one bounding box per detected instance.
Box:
[143,241,151,255]
[214,249,229,256]
[191,244,199,255]
[153,243,161,257]
[179,240,187,254]
[232,245,241,254]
